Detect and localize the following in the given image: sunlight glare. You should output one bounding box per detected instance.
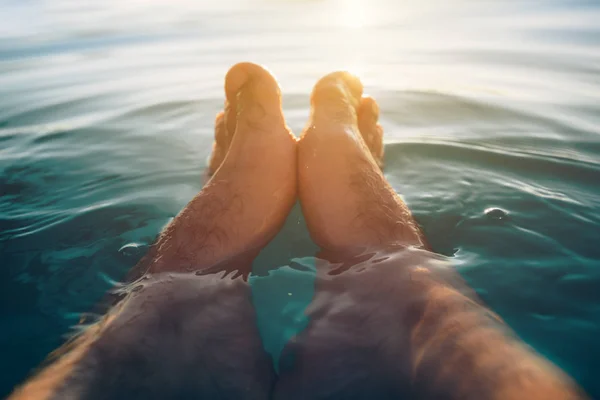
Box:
[335,0,368,29]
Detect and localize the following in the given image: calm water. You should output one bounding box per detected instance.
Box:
[1,0,600,397]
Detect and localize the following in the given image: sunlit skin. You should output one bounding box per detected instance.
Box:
[275,70,585,400]
[9,63,586,400]
[140,62,297,275]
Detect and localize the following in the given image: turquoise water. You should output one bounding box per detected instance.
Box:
[1,0,599,397]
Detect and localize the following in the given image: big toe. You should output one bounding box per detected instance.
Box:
[224,62,284,134]
[358,96,384,168]
[310,71,363,125]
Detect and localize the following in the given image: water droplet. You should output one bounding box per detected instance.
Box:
[484,207,508,220]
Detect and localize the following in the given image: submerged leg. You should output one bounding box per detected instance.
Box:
[10,62,297,400]
[275,72,585,400]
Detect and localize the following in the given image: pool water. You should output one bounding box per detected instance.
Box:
[1,0,599,397]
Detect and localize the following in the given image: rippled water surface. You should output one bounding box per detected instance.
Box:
[1,0,600,397]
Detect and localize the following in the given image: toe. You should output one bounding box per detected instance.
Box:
[310,71,363,124]
[358,96,379,128]
[224,62,283,133]
[358,96,384,168]
[208,111,228,175]
[214,111,228,144]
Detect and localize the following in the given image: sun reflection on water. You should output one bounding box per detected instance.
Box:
[336,0,368,29]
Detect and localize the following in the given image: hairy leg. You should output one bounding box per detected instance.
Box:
[275,73,585,399]
[297,72,427,252]
[10,62,296,400]
[139,62,297,276]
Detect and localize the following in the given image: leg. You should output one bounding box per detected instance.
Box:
[140,62,297,276]
[297,71,427,252]
[275,73,585,399]
[10,62,296,400]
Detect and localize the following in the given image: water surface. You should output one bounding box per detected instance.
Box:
[1,0,599,397]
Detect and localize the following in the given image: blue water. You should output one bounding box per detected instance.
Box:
[1,0,600,397]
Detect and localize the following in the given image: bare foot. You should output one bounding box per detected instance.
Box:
[298,71,427,253]
[142,62,297,275]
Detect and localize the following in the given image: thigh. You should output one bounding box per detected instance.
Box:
[273,248,439,400]
[53,273,275,400]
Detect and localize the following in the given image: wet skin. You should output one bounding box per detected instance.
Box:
[9,63,587,400]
